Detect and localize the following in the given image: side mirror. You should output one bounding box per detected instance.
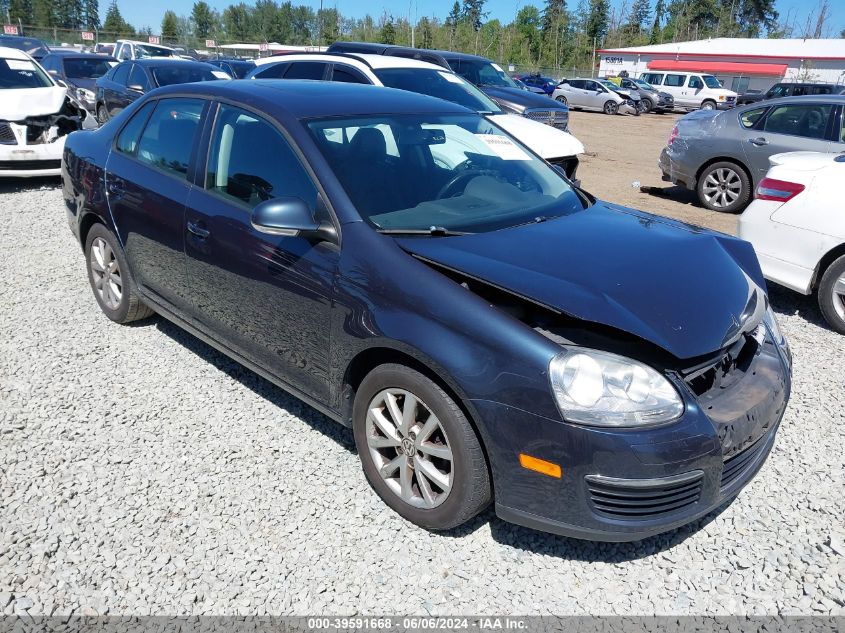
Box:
[48,69,59,76]
[127,84,144,93]
[251,197,336,242]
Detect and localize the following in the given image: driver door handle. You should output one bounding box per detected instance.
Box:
[187,221,210,239]
[749,137,769,146]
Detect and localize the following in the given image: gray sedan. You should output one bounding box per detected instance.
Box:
[660,95,845,213]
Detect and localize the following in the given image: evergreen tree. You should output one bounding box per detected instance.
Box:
[191,1,213,38]
[161,10,178,39]
[103,0,131,36]
[379,15,395,44]
[32,0,55,27]
[8,0,32,25]
[629,0,650,30]
[585,0,609,43]
[417,16,433,48]
[461,0,486,31]
[222,2,249,41]
[445,1,460,48]
[82,0,99,29]
[650,0,665,42]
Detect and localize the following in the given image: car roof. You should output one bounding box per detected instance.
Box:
[46,52,114,59]
[116,39,175,50]
[155,80,473,119]
[743,94,845,107]
[133,58,216,69]
[0,45,33,60]
[256,52,445,72]
[427,49,488,62]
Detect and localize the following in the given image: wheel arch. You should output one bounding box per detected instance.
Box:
[812,242,845,292]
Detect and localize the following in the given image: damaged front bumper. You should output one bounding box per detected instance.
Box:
[0,95,88,178]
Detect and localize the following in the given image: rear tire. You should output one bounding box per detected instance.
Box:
[696,161,751,213]
[85,223,154,324]
[352,363,491,531]
[96,103,109,125]
[555,95,567,106]
[603,100,618,115]
[818,255,845,334]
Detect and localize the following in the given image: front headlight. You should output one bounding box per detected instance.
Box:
[549,348,684,427]
[75,87,95,102]
[763,306,786,347]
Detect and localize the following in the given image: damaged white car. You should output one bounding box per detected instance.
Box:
[1,46,92,178]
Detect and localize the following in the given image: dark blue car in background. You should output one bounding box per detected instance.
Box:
[62,81,791,541]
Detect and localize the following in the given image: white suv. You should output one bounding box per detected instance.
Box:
[114,40,175,61]
[251,53,585,180]
[639,71,736,110]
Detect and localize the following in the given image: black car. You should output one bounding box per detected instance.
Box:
[62,80,790,542]
[0,34,51,60]
[208,58,256,79]
[40,53,116,114]
[326,42,569,131]
[612,76,675,113]
[95,58,227,123]
[738,82,845,105]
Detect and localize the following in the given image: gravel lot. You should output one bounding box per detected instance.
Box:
[1,140,844,616]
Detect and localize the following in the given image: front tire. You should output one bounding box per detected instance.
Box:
[696,161,750,213]
[701,100,716,110]
[603,100,619,115]
[818,255,845,334]
[96,103,109,125]
[555,95,567,106]
[352,363,491,531]
[85,223,154,323]
[640,98,652,114]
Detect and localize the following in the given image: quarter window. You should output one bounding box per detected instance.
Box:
[664,74,685,87]
[135,98,205,177]
[284,62,326,80]
[111,63,130,85]
[206,104,318,209]
[115,101,156,155]
[255,63,287,79]
[739,107,766,129]
[332,65,368,84]
[763,104,832,140]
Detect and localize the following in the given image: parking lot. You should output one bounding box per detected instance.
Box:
[1,110,843,617]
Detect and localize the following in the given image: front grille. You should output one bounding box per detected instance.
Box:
[0,160,61,171]
[0,122,16,145]
[720,434,767,490]
[585,471,703,520]
[523,108,568,130]
[726,96,736,102]
[683,325,764,397]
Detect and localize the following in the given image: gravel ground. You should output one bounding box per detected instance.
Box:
[1,179,844,617]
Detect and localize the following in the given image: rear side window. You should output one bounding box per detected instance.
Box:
[115,101,156,154]
[811,85,832,95]
[567,79,582,89]
[664,74,685,87]
[766,84,788,98]
[255,63,287,79]
[739,107,766,129]
[284,62,326,80]
[763,104,832,139]
[128,64,150,91]
[136,98,205,178]
[206,104,318,209]
[111,63,130,85]
[332,65,368,84]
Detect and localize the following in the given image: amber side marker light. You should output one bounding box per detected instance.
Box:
[519,453,562,478]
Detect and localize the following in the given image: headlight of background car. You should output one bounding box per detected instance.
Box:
[76,87,95,102]
[549,348,684,427]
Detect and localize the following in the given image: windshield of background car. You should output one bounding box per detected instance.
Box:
[456,59,519,89]
[633,79,654,90]
[308,113,584,234]
[702,75,721,89]
[373,68,502,114]
[64,57,116,79]
[151,65,220,86]
[136,45,173,59]
[0,37,50,58]
[229,61,255,78]
[0,56,53,88]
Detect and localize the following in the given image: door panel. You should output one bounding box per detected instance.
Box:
[183,104,337,400]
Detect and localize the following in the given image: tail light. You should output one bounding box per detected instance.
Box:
[668,124,679,146]
[756,177,805,202]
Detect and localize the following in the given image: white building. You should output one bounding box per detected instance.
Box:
[597,38,845,93]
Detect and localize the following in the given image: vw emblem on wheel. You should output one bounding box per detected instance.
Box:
[401,437,416,457]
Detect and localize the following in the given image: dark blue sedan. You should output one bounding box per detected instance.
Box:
[61,81,791,541]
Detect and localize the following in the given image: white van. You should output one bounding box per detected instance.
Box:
[639,71,737,110]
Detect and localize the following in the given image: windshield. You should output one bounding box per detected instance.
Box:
[228,61,255,79]
[151,65,220,87]
[0,36,50,58]
[136,44,173,59]
[0,56,53,89]
[64,57,116,79]
[702,75,722,89]
[374,68,502,114]
[453,59,519,89]
[308,113,584,234]
[633,78,653,90]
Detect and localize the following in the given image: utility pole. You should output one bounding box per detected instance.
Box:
[317,0,323,47]
[591,36,597,78]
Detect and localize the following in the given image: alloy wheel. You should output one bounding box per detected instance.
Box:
[833,274,845,321]
[365,388,453,509]
[89,237,123,310]
[604,101,618,115]
[702,167,742,208]
[555,96,567,105]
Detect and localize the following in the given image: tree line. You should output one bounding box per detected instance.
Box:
[4,0,838,71]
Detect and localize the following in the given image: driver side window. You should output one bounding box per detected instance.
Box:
[206,104,318,210]
[688,76,703,89]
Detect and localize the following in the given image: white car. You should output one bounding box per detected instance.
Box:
[113,40,175,61]
[0,46,90,177]
[251,53,585,180]
[639,71,737,111]
[551,78,637,115]
[738,151,845,333]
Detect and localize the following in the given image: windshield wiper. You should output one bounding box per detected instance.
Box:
[376,226,472,237]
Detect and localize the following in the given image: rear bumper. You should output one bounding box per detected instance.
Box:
[659,147,696,190]
[475,332,790,542]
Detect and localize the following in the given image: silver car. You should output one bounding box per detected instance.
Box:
[660,95,845,213]
[552,78,637,115]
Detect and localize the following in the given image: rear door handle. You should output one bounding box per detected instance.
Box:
[748,137,769,146]
[106,179,124,197]
[187,221,210,239]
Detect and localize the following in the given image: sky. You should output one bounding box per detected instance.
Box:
[119,0,845,39]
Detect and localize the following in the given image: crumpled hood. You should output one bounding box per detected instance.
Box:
[488,113,585,158]
[396,202,766,360]
[0,86,67,120]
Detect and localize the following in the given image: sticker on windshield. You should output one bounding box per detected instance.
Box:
[475,134,530,160]
[491,63,504,73]
[211,70,231,79]
[438,71,464,84]
[6,59,35,71]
